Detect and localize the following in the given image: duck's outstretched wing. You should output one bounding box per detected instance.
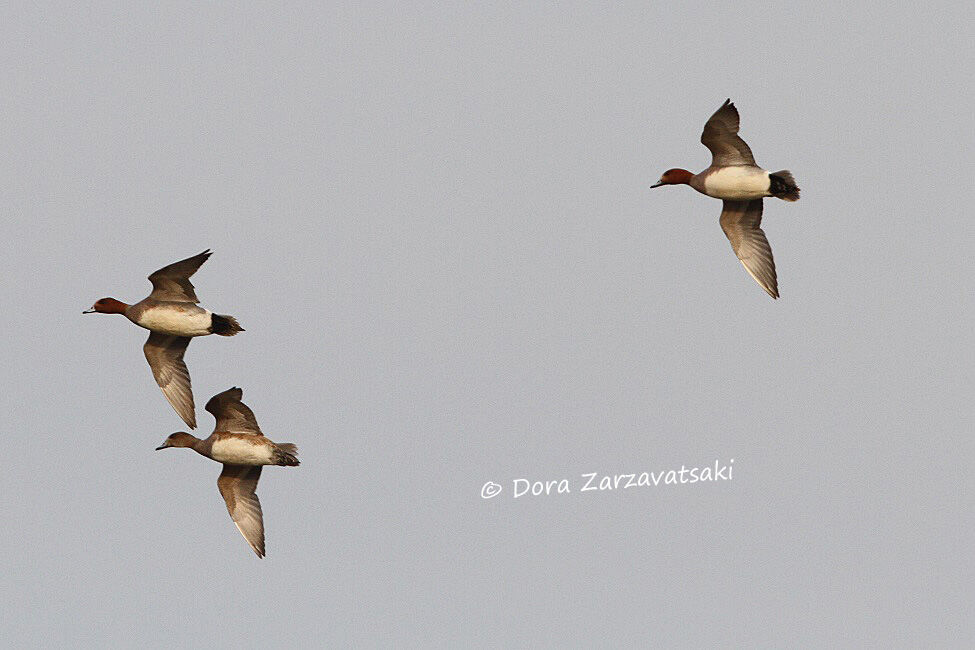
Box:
[719,199,778,299]
[205,387,263,435]
[147,250,212,303]
[217,465,265,558]
[701,99,756,167]
[144,332,196,428]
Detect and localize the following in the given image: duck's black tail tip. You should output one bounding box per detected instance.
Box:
[770,170,800,202]
[210,313,244,336]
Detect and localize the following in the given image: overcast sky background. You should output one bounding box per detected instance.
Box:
[2,2,972,647]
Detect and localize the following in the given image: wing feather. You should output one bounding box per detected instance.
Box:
[719,199,778,299]
[205,387,263,435]
[701,99,757,167]
[143,332,196,428]
[217,465,265,558]
[147,250,212,303]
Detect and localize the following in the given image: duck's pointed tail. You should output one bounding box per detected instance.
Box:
[769,170,800,201]
[274,443,300,466]
[210,313,245,336]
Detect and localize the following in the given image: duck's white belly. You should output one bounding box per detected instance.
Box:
[210,437,274,465]
[135,305,213,336]
[703,167,770,200]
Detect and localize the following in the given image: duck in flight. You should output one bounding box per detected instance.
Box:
[651,99,800,298]
[84,250,243,428]
[155,387,300,558]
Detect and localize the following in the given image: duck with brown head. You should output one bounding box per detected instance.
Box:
[154,387,300,558]
[83,250,244,429]
[648,99,801,299]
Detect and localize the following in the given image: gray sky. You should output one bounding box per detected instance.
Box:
[2,2,972,647]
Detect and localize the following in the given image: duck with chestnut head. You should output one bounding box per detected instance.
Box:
[650,99,800,299]
[84,250,243,428]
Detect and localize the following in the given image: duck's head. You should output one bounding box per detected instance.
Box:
[155,432,198,450]
[83,297,129,314]
[650,168,693,188]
